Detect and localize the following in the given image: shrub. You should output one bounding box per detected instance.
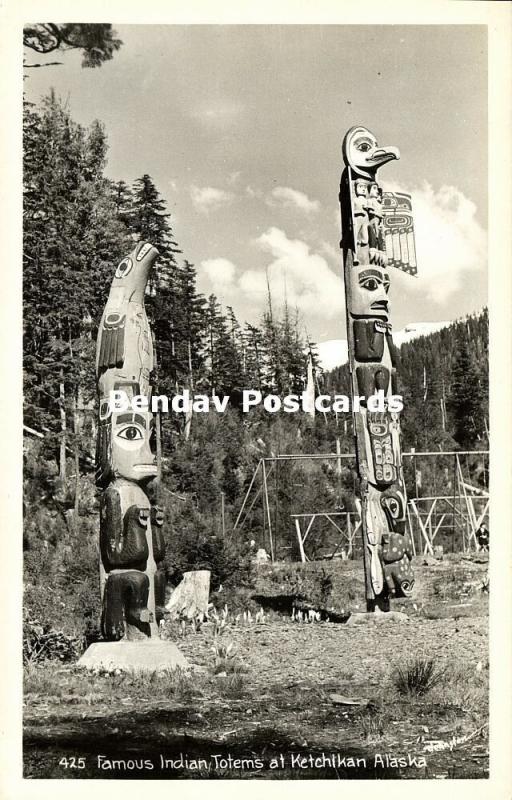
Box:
[23,618,83,664]
[165,500,253,591]
[393,657,445,696]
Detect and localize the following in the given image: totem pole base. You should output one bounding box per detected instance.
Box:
[78,639,190,674]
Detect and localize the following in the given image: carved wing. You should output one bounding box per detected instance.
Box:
[381,191,417,275]
[97,311,126,370]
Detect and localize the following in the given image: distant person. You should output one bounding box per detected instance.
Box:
[476,523,489,552]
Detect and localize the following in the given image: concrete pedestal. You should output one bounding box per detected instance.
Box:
[346,610,410,625]
[78,639,190,673]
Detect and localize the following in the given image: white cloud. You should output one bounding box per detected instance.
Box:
[244,227,344,317]
[386,182,487,302]
[267,186,320,213]
[320,240,341,263]
[201,258,237,288]
[199,228,344,319]
[190,185,234,214]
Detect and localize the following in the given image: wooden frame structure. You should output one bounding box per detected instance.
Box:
[233,450,489,562]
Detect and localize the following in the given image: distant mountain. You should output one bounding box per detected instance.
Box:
[316,320,452,371]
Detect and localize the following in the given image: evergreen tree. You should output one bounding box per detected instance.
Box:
[128,175,181,400]
[448,332,486,449]
[23,92,131,476]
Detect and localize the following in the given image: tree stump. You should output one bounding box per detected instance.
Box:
[165,570,211,620]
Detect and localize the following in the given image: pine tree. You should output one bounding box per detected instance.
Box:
[128,175,181,398]
[448,333,486,449]
[23,92,131,477]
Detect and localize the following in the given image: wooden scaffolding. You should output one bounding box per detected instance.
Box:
[233,450,489,562]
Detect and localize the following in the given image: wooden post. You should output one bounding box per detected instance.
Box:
[295,518,307,563]
[262,460,274,561]
[233,459,262,529]
[347,512,353,558]
[155,407,162,503]
[406,503,417,557]
[59,377,67,482]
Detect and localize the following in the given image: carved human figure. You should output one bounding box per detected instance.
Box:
[353,179,369,261]
[366,183,385,265]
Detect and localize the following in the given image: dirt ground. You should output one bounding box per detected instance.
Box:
[23,601,488,780]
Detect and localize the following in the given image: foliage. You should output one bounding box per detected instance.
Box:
[23,618,83,664]
[165,500,253,591]
[393,656,446,696]
[24,24,122,68]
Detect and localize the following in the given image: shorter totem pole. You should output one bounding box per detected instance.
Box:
[339,126,417,611]
[95,242,166,640]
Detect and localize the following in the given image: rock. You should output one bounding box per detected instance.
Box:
[329,694,368,706]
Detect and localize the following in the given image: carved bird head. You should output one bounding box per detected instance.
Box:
[342,126,400,179]
[110,241,159,305]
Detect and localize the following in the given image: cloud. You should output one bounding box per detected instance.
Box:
[190,185,234,214]
[243,227,344,317]
[319,240,341,263]
[386,182,487,302]
[199,228,344,320]
[201,258,237,288]
[267,186,320,213]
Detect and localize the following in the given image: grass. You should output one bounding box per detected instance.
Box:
[393,657,446,697]
[358,709,387,743]
[24,661,203,706]
[426,662,488,715]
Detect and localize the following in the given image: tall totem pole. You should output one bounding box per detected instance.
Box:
[95,241,166,640]
[339,126,417,611]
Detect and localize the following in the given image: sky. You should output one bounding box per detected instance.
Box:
[24,24,488,343]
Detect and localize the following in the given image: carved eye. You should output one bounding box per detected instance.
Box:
[117,425,143,441]
[355,138,372,152]
[388,500,399,516]
[115,257,133,279]
[361,277,380,291]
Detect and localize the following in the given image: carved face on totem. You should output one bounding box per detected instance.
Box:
[349,266,390,320]
[97,407,157,485]
[342,126,400,180]
[380,486,407,531]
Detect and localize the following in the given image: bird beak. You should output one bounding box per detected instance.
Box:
[368,146,400,166]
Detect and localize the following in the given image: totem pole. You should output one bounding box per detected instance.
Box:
[339,126,417,611]
[95,241,166,640]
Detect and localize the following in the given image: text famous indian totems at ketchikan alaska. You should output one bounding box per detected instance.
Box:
[95,242,166,640]
[339,126,417,611]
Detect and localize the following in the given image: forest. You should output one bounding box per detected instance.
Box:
[23,90,489,645]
